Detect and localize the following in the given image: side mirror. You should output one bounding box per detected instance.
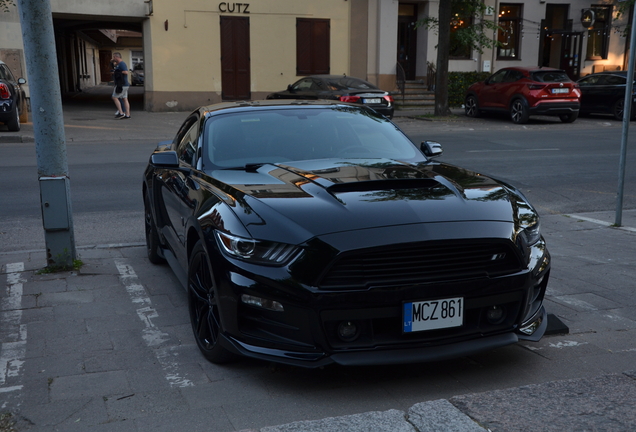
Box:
[287,84,295,93]
[18,78,26,85]
[150,150,179,167]
[421,141,443,158]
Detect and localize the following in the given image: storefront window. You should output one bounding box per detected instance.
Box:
[497,4,522,60]
[586,5,611,60]
[450,3,473,59]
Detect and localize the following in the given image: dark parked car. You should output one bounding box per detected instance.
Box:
[465,66,581,124]
[0,60,28,132]
[131,63,144,86]
[577,71,636,120]
[143,100,550,368]
[266,75,394,118]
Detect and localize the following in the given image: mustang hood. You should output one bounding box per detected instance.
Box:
[210,159,523,240]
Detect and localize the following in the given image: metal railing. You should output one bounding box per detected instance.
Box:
[427,62,436,91]
[396,62,406,102]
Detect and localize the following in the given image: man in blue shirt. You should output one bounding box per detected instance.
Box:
[111,52,131,119]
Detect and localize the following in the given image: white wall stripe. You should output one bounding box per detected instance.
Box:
[1,263,27,394]
[114,259,193,388]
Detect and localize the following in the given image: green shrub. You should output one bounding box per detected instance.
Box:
[448,71,490,107]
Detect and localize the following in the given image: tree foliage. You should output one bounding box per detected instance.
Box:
[416,0,501,116]
[1,0,15,13]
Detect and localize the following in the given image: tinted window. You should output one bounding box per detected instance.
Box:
[604,75,626,85]
[503,70,524,82]
[0,65,11,81]
[292,78,315,91]
[487,69,509,84]
[325,78,376,91]
[578,75,601,86]
[205,108,419,168]
[174,116,200,166]
[531,71,570,83]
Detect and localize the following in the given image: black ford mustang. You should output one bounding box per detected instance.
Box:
[143,100,550,368]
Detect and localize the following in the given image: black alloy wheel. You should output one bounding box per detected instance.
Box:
[510,99,529,124]
[612,99,624,121]
[465,95,481,118]
[144,193,165,264]
[188,240,235,364]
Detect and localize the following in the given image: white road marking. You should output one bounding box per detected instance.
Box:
[549,340,588,349]
[565,214,636,233]
[115,260,193,388]
[1,262,27,396]
[466,148,560,153]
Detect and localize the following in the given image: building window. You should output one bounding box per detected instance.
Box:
[497,4,522,60]
[296,18,330,75]
[586,5,611,60]
[450,2,473,59]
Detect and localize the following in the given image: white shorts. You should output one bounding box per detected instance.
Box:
[112,86,129,99]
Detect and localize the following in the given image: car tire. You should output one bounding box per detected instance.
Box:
[612,99,625,121]
[510,99,529,124]
[559,112,578,123]
[7,104,20,132]
[188,240,236,364]
[464,95,481,118]
[19,99,28,124]
[144,193,166,264]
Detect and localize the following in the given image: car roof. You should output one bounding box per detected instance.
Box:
[583,70,627,77]
[198,99,373,117]
[501,66,564,73]
[307,75,364,80]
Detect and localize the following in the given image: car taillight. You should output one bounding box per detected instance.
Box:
[0,83,10,99]
[384,95,394,103]
[339,96,361,103]
[527,84,546,90]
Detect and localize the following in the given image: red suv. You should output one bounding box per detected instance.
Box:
[465,66,581,124]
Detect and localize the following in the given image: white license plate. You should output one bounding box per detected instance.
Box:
[364,98,382,104]
[551,88,569,94]
[403,297,463,333]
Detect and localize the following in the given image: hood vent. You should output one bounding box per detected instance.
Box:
[327,178,439,194]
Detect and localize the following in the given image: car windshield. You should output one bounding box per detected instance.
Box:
[325,77,376,91]
[531,70,570,83]
[204,107,420,168]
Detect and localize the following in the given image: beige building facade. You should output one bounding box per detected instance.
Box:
[0,0,633,112]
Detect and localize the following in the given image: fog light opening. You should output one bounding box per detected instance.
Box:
[486,305,505,325]
[241,294,284,312]
[337,321,359,342]
[519,312,543,336]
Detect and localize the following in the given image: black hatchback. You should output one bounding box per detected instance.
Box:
[577,71,636,120]
[0,60,28,132]
[266,75,395,118]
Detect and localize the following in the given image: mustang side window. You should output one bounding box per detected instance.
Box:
[176,117,199,167]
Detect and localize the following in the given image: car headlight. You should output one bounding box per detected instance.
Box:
[519,220,541,246]
[215,231,299,265]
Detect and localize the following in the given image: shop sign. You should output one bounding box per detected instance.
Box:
[219,2,250,13]
[581,9,595,29]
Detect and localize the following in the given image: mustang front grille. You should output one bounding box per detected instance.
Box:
[318,240,523,290]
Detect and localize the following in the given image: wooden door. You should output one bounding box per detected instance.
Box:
[99,50,113,83]
[220,16,250,100]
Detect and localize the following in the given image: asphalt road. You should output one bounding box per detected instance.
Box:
[0,101,634,254]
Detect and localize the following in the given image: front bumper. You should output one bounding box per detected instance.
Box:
[212,244,550,368]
